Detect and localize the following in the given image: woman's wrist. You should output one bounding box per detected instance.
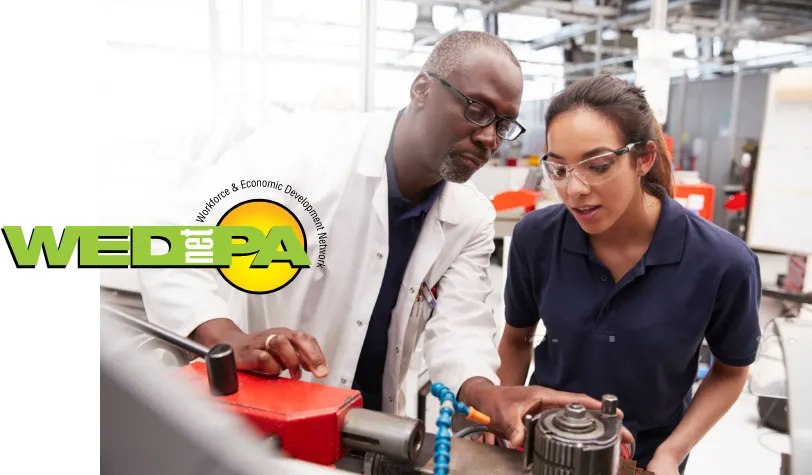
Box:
[653,440,687,465]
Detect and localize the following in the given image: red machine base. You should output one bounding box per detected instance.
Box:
[177,362,363,466]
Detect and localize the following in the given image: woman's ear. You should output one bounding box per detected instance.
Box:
[637,140,657,176]
[410,73,431,109]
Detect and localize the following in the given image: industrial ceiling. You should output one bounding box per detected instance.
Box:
[397,0,812,78]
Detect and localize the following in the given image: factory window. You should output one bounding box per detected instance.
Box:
[104,0,209,50]
[272,0,361,26]
[374,69,415,110]
[497,12,562,42]
[733,40,807,62]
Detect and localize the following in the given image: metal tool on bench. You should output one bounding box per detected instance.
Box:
[102,303,645,475]
[525,395,634,475]
[359,397,641,475]
[101,304,425,467]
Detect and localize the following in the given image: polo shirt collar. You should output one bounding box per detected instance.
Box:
[562,186,686,266]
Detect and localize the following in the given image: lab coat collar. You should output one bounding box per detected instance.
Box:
[357,109,461,225]
[357,110,398,179]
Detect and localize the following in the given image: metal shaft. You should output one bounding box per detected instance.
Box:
[101,304,238,396]
[102,304,210,357]
[341,408,425,464]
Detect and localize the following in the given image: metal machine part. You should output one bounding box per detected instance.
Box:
[341,407,426,464]
[101,315,350,475]
[132,333,190,368]
[773,317,812,474]
[102,303,239,396]
[102,304,424,467]
[528,395,624,475]
[102,304,649,475]
[360,433,525,475]
[345,432,650,475]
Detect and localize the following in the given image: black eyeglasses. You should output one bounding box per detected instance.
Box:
[427,72,525,141]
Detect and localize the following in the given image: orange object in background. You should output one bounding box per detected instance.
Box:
[491,189,540,213]
[664,135,674,157]
[674,183,715,221]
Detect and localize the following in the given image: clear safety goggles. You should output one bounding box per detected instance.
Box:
[541,142,644,187]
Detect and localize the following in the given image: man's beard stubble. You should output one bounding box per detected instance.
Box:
[439,149,475,184]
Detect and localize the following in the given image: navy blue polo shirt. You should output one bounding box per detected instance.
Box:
[504,191,761,469]
[352,115,445,411]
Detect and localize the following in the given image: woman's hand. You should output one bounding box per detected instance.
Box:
[459,378,629,448]
[478,433,506,446]
[646,451,682,475]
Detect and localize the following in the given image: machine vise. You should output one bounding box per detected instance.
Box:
[177,361,424,467]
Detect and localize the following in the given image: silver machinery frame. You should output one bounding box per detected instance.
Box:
[773,317,812,474]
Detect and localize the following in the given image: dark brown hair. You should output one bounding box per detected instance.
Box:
[544,74,675,198]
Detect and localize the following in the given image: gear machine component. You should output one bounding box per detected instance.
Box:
[526,395,629,475]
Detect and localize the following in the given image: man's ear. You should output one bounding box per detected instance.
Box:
[637,140,657,176]
[410,73,431,108]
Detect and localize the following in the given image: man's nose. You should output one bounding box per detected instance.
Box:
[566,172,590,197]
[472,123,500,150]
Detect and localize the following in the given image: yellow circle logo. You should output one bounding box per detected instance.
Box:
[216,199,308,294]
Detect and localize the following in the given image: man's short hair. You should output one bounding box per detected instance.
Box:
[421,31,521,78]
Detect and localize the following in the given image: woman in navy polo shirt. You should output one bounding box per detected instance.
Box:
[498,75,762,475]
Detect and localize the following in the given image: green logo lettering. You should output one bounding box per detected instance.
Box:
[252,226,311,268]
[78,226,131,267]
[3,226,80,268]
[2,225,313,270]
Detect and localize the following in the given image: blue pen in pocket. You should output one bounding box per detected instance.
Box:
[419,282,437,310]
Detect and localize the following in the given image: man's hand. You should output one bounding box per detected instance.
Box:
[190,318,329,380]
[459,378,633,448]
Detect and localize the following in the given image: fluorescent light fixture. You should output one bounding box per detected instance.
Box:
[602,29,619,41]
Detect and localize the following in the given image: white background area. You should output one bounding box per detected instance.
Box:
[746,68,812,258]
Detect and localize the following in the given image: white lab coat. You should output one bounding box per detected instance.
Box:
[137,109,501,415]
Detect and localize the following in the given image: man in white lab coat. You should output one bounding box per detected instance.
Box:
[138,31,603,448]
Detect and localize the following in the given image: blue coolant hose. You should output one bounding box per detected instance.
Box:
[430,382,492,475]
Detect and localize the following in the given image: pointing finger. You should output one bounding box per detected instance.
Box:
[507,424,525,449]
[288,331,329,378]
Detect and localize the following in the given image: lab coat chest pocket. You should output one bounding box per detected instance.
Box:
[399,283,436,370]
[413,283,437,331]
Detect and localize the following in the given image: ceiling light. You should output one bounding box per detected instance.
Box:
[741,15,761,29]
[602,29,619,41]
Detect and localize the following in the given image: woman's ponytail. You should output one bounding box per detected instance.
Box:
[643,119,675,198]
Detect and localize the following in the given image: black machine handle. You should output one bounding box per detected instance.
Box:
[101,304,239,396]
